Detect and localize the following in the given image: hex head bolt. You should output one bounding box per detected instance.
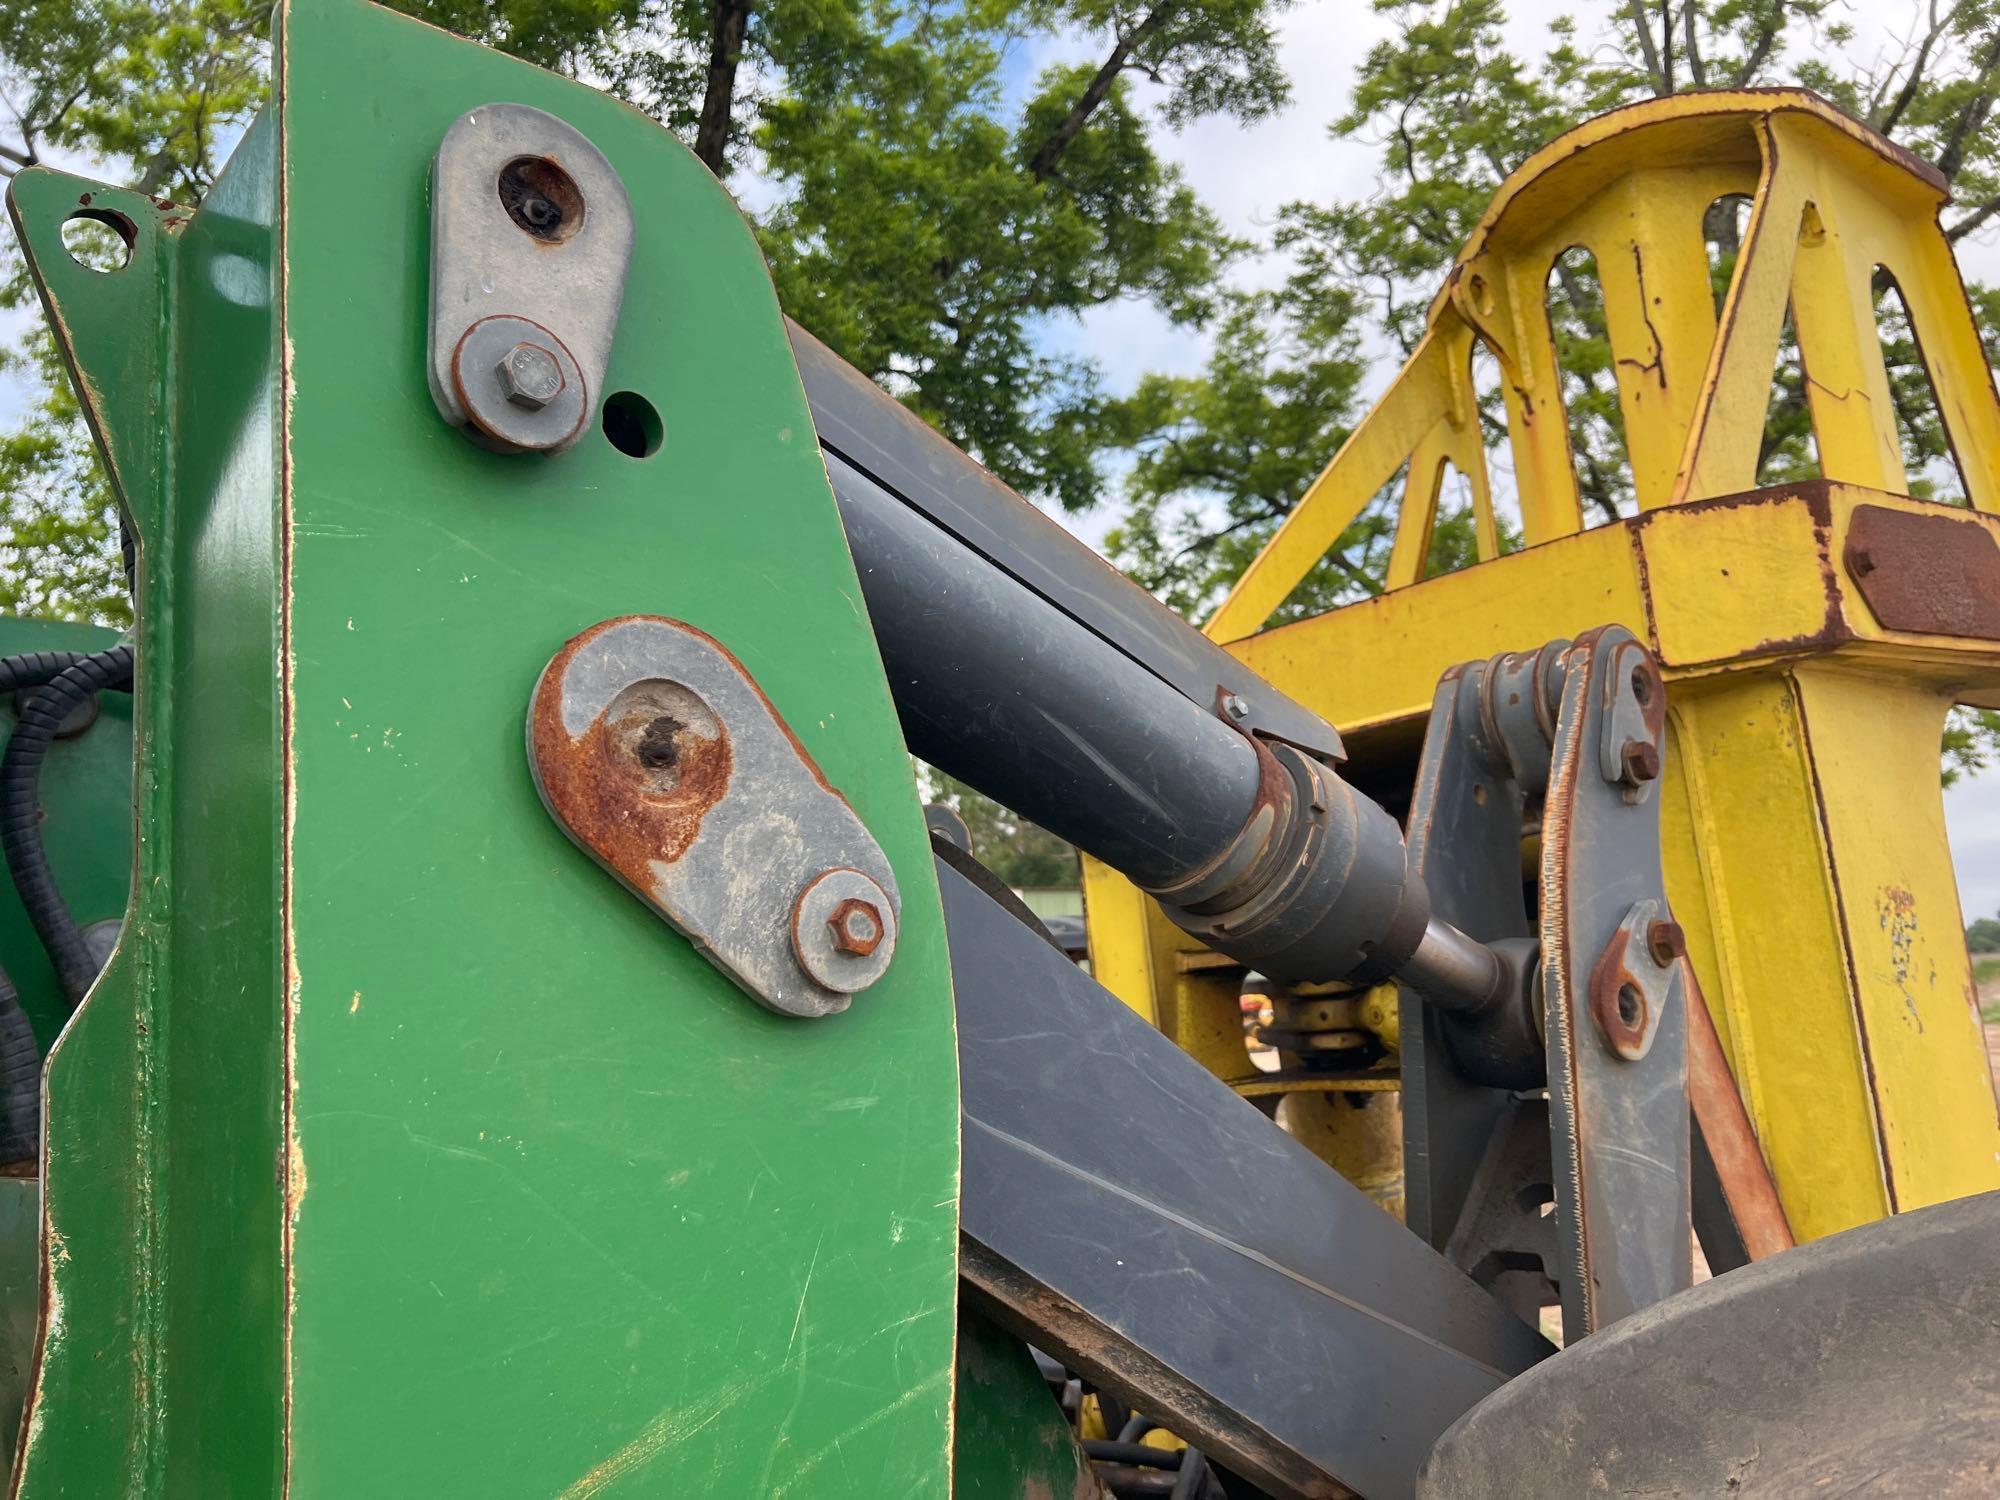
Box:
[828,899,885,956]
[497,341,566,410]
[1620,739,1661,785]
[790,868,898,996]
[1646,919,1686,968]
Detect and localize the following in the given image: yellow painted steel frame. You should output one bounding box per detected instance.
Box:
[1084,90,2000,1243]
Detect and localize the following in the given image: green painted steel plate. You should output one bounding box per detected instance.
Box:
[6,1,963,1492]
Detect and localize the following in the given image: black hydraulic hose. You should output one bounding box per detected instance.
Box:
[1084,1441,1183,1469]
[0,651,100,696]
[0,646,134,1003]
[1096,1470,1178,1498]
[0,964,37,1167]
[1169,1449,1210,1500]
[0,648,134,1168]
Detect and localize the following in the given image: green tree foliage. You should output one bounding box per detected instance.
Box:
[1967,912,2000,951]
[1,0,274,626]
[757,1,1247,509]
[1105,224,1501,619]
[923,769,1079,887]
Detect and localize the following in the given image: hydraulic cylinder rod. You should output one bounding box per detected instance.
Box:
[801,342,1507,1008]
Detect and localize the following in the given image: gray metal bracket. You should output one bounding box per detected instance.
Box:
[1400,651,1546,1259]
[429,103,633,453]
[1402,630,1692,1342]
[1541,626,1691,1336]
[527,616,899,1018]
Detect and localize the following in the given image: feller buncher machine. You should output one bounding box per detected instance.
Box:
[1,3,1998,1495]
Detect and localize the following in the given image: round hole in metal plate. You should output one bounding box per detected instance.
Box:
[61,209,136,273]
[497,156,584,244]
[602,391,663,458]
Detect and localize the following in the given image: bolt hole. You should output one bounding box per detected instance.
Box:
[1630,663,1653,705]
[603,391,663,458]
[61,209,135,272]
[1616,983,1643,1029]
[634,715,683,770]
[498,157,584,244]
[1471,781,1488,805]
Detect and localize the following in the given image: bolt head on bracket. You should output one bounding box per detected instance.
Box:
[1598,638,1667,801]
[794,871,897,992]
[498,340,566,409]
[453,315,587,448]
[828,897,886,956]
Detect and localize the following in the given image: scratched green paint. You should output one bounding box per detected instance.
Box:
[278,3,960,1494]
[6,0,962,1492]
[0,616,136,1476]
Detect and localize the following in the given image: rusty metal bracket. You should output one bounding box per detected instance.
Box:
[1542,624,1691,1337]
[428,103,634,454]
[1596,633,1665,801]
[1401,647,1553,1288]
[528,616,899,1018]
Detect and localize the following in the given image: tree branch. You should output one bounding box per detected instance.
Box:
[1627,0,1667,93]
[1872,0,1946,135]
[1727,7,1782,87]
[1027,2,1175,181]
[693,0,755,176]
[1658,0,1676,94]
[1948,189,2000,242]
[1935,28,2000,183]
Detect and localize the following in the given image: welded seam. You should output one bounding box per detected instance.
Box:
[275,10,300,1494]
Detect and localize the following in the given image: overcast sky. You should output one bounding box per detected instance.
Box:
[5,0,1999,917]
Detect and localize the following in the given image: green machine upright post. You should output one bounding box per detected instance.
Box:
[5,2,971,1491]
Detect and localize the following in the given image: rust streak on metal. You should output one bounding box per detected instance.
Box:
[1637,481,1859,656]
[1683,969,1795,1259]
[530,626,736,889]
